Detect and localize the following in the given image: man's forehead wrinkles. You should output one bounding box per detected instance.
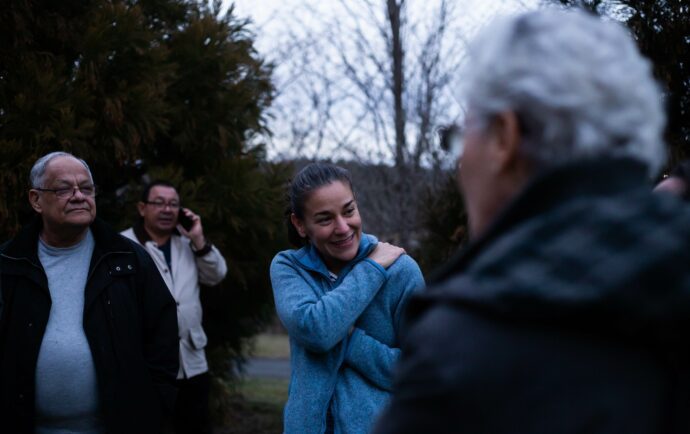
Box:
[50,175,91,185]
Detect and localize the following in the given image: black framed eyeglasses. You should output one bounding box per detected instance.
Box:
[143,200,181,210]
[35,184,98,199]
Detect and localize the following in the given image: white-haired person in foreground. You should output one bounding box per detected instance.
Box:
[373,8,690,434]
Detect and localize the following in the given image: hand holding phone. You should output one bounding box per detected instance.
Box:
[178,209,195,231]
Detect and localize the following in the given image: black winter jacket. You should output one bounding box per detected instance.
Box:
[374,157,690,434]
[0,217,179,434]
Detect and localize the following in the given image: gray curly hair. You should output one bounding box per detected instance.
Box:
[461,9,666,175]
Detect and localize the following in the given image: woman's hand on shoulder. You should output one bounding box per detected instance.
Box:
[368,242,405,269]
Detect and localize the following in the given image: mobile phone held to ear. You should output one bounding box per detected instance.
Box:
[178,210,195,231]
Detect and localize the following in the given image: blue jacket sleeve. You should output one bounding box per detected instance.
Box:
[345,328,401,391]
[344,255,425,391]
[270,254,389,353]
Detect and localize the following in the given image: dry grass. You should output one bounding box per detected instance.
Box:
[214,333,290,433]
[250,333,290,359]
[239,377,289,408]
[214,396,283,434]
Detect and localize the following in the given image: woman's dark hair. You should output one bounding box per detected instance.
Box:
[285,163,354,247]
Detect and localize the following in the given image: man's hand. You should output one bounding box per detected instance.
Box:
[177,208,205,249]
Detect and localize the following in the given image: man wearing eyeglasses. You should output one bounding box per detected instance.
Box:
[121,180,227,434]
[0,152,179,433]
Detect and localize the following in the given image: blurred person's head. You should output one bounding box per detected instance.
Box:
[28,152,97,246]
[654,161,690,200]
[452,8,665,238]
[286,163,361,274]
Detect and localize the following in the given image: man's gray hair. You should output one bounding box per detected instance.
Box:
[461,9,666,174]
[30,152,94,188]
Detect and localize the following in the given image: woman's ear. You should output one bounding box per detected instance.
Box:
[290,213,307,238]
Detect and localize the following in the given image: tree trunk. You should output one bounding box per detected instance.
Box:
[387,0,406,169]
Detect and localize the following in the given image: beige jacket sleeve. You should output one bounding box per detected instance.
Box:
[194,244,227,286]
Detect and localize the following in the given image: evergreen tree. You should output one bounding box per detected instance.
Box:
[0,0,288,414]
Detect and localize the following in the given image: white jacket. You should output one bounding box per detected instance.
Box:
[121,226,227,379]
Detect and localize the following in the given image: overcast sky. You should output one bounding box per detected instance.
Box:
[221,0,542,162]
[227,0,540,51]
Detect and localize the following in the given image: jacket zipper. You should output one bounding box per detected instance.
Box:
[103,287,120,370]
[85,250,132,372]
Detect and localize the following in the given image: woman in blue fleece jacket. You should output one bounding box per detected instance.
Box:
[270,163,425,434]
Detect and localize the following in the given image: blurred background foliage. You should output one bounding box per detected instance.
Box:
[0,0,291,418]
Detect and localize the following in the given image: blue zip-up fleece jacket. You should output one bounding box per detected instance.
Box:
[270,234,424,434]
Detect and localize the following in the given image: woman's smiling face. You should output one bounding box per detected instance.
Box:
[291,180,362,274]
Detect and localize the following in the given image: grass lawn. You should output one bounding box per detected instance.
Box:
[215,333,289,434]
[239,377,289,409]
[250,333,290,359]
[216,378,288,434]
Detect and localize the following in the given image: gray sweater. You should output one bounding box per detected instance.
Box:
[36,230,104,434]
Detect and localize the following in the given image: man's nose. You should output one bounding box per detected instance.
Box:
[70,187,87,200]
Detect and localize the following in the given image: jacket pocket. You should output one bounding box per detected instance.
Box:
[188,325,208,350]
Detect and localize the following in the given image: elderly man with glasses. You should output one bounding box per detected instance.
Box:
[374,8,690,434]
[0,152,179,434]
[121,180,227,434]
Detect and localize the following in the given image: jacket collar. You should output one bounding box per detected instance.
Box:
[2,215,133,264]
[430,156,649,283]
[133,219,152,244]
[132,219,181,246]
[294,233,378,279]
